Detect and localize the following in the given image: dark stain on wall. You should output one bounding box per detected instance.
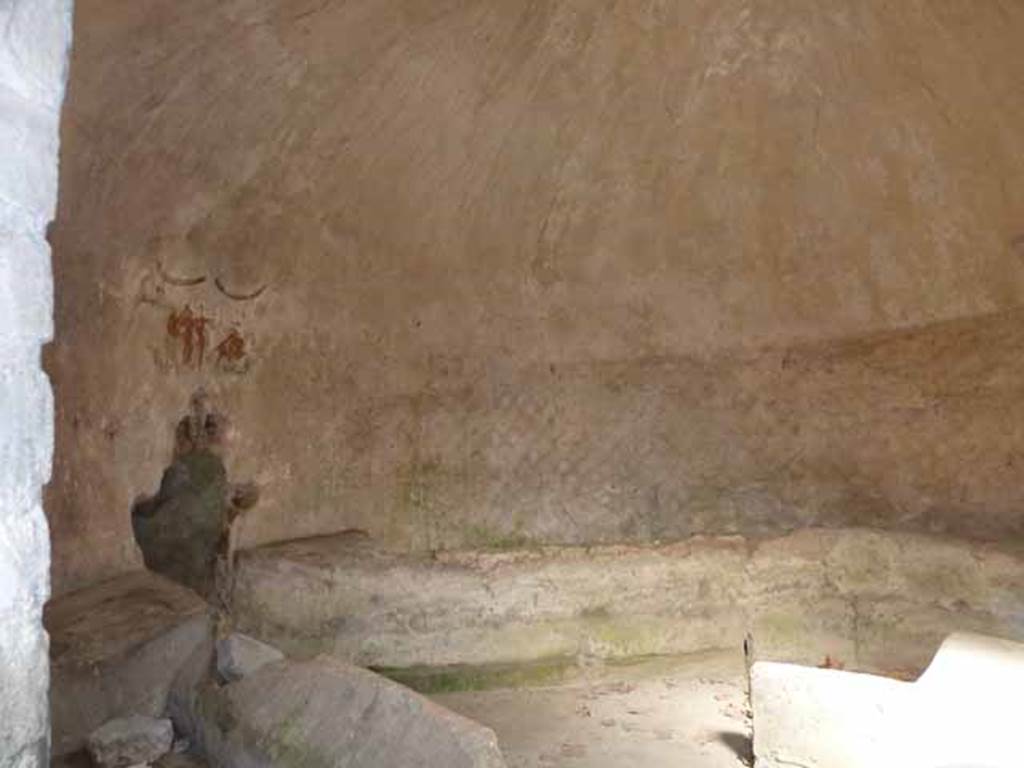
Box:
[131,392,258,599]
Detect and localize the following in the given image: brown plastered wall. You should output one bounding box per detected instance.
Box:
[47,0,1024,592]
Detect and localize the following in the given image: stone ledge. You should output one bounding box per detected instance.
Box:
[232,528,1024,677]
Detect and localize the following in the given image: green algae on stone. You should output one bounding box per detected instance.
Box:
[373,657,577,694]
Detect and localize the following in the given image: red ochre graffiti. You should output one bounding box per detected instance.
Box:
[167,306,248,370]
[215,328,247,364]
[167,305,212,368]
[155,262,264,373]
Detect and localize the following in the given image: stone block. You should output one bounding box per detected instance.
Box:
[164,626,215,745]
[46,570,212,757]
[215,632,284,683]
[86,716,173,768]
[195,656,507,768]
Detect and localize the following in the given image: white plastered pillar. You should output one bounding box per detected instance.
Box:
[0,1,73,765]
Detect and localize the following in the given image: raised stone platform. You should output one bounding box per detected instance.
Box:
[231,528,1024,680]
[46,570,212,757]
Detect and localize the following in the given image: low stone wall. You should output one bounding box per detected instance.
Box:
[232,528,1024,682]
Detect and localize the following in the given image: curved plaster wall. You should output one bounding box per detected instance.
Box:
[49,0,1024,591]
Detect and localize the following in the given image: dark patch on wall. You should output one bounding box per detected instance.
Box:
[131,392,258,599]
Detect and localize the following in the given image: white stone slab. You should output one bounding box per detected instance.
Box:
[752,632,1024,768]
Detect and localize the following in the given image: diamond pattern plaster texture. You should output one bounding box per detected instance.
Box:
[49,0,1024,592]
[0,0,73,766]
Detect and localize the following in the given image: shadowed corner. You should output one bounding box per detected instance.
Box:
[715,730,753,766]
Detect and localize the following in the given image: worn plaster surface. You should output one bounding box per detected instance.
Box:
[49,0,1024,592]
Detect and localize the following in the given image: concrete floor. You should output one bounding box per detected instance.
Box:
[433,651,752,768]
